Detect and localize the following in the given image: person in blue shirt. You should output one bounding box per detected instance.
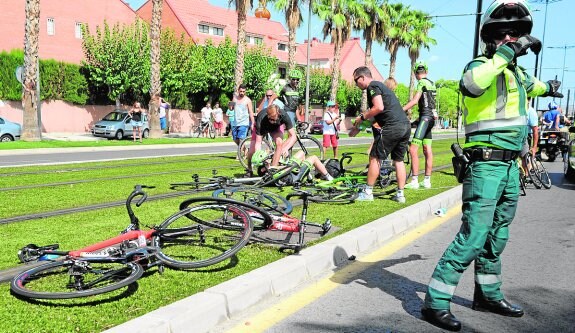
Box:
[520,105,539,172]
[542,102,560,130]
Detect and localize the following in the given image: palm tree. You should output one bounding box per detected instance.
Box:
[406,10,435,97]
[230,0,254,91]
[149,0,164,138]
[272,0,303,71]
[315,0,367,101]
[382,3,411,78]
[353,0,388,110]
[21,0,41,141]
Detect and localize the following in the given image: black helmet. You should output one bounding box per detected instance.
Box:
[480,0,533,55]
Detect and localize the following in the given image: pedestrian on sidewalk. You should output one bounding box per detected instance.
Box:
[128,102,144,143]
[420,1,563,331]
[212,102,224,138]
[322,101,340,159]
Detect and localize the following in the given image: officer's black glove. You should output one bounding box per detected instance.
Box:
[543,80,564,98]
[505,35,542,59]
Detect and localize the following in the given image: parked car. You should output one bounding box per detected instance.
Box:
[91,110,149,140]
[0,116,21,142]
[309,119,323,135]
[564,126,575,181]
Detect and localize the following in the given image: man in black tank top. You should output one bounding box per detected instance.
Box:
[352,66,411,203]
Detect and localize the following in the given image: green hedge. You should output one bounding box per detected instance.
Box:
[0,50,88,104]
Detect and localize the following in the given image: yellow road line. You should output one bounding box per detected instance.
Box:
[227,206,461,333]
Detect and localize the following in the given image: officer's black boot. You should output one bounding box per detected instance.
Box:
[421,307,462,331]
[472,286,524,317]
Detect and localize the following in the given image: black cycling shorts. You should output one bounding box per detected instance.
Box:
[412,116,435,145]
[370,124,411,162]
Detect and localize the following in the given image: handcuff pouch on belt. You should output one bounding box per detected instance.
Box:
[450,143,469,183]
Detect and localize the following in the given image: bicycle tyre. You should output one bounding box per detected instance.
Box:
[154,200,254,269]
[212,187,293,214]
[306,187,359,203]
[209,124,216,139]
[192,125,202,138]
[533,157,552,189]
[519,172,527,196]
[525,155,542,189]
[179,197,274,232]
[254,163,298,187]
[11,260,143,299]
[295,135,324,160]
[237,137,273,170]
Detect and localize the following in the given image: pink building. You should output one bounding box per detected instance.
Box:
[297,37,384,83]
[0,0,137,64]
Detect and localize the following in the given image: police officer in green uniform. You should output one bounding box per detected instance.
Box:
[421,1,563,331]
[403,61,437,189]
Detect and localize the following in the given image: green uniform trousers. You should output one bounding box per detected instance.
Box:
[424,159,520,310]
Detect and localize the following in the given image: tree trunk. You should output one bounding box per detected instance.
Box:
[408,57,416,99]
[149,0,163,138]
[361,37,373,112]
[388,42,398,78]
[330,36,342,102]
[234,2,248,92]
[21,0,41,141]
[288,25,297,72]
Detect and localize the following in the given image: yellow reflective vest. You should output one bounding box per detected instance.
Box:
[460,45,548,151]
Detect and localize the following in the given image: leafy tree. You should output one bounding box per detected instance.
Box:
[21,0,41,141]
[229,0,254,91]
[406,10,436,96]
[315,0,367,101]
[82,20,151,105]
[383,3,411,78]
[272,0,304,71]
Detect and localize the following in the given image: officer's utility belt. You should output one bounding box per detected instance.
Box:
[464,148,519,162]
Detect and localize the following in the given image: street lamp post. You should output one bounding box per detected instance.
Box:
[304,0,312,124]
[546,45,575,95]
[529,0,563,111]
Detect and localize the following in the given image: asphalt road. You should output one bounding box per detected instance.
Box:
[0,133,459,168]
[211,160,575,333]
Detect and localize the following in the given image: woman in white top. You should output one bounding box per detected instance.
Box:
[200,102,212,138]
[212,102,224,137]
[322,101,341,158]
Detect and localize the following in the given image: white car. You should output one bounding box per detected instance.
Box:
[0,116,22,142]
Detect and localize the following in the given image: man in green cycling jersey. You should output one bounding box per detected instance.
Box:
[251,149,333,185]
[280,69,303,126]
[403,61,437,189]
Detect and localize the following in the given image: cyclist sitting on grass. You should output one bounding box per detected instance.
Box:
[251,149,334,185]
[246,104,297,177]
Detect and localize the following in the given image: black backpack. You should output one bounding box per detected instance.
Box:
[324,158,343,178]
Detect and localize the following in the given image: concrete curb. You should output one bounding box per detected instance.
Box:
[103,185,463,333]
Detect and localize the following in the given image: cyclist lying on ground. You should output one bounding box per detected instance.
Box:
[251,149,334,186]
[246,104,297,177]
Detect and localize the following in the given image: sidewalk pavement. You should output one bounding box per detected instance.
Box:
[103,185,463,333]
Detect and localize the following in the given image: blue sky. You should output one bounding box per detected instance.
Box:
[126,0,574,108]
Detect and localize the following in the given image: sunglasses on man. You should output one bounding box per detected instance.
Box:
[492,29,522,40]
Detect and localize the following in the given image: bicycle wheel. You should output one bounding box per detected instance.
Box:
[525,155,542,189]
[306,187,359,203]
[237,137,273,170]
[209,124,216,139]
[519,172,527,196]
[154,199,254,269]
[11,260,143,299]
[254,163,298,187]
[212,187,293,214]
[533,156,552,189]
[294,135,324,160]
[192,125,202,138]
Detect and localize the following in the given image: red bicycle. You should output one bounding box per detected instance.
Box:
[11,185,255,300]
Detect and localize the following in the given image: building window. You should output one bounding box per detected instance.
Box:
[75,22,83,39]
[279,67,287,79]
[47,18,55,35]
[212,27,223,36]
[245,36,251,44]
[254,37,263,45]
[198,24,210,34]
[278,43,287,51]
